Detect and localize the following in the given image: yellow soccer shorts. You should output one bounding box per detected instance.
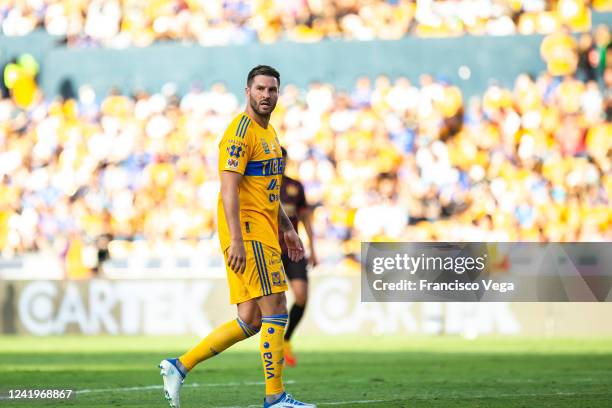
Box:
[224,240,288,304]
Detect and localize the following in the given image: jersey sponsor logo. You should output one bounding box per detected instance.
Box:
[268,253,282,266]
[266,177,281,203]
[226,158,239,168]
[263,352,274,379]
[244,158,284,176]
[266,178,279,191]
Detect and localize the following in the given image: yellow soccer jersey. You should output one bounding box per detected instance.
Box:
[218,113,283,252]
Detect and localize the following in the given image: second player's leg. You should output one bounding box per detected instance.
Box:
[284,279,307,367]
[283,254,309,368]
[290,279,308,307]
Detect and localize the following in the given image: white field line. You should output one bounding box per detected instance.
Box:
[319,400,387,406]
[75,381,388,408]
[227,392,612,408]
[76,380,295,394]
[433,392,612,400]
[79,376,607,394]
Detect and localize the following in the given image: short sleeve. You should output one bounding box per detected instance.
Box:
[218,116,252,174]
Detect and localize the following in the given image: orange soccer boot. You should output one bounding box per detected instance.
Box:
[283,341,297,368]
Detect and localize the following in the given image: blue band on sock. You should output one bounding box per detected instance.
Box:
[262,315,288,328]
[168,358,187,379]
[264,314,289,319]
[237,317,259,337]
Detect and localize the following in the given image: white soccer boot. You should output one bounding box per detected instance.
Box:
[159,358,186,408]
[263,392,317,407]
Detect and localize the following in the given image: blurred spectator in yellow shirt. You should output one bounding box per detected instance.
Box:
[541,26,579,77]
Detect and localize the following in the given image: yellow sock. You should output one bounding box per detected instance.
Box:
[179,317,259,371]
[260,314,288,395]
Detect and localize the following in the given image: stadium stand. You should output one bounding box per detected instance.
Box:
[0,0,610,47]
[0,27,610,279]
[0,2,610,278]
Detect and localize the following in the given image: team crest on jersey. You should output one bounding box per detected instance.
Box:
[226,158,239,168]
[261,139,271,154]
[271,272,282,286]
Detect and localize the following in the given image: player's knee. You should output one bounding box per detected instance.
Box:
[268,293,288,314]
[248,319,262,334]
[238,315,261,336]
[293,283,308,307]
[294,293,308,307]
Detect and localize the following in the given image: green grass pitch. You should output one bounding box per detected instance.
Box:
[1,335,611,407]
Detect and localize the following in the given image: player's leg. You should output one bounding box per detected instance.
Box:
[283,255,309,367]
[178,298,261,371]
[252,242,315,407]
[237,298,263,332]
[159,248,261,408]
[258,291,288,402]
[160,302,260,408]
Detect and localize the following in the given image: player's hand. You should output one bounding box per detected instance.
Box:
[283,229,305,262]
[228,239,247,274]
[309,249,318,267]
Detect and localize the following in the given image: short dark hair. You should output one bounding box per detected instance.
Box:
[247,65,280,87]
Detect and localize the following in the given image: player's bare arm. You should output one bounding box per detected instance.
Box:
[279,205,304,263]
[221,170,246,274]
[299,208,317,266]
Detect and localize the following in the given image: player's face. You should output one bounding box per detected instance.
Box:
[247,75,279,116]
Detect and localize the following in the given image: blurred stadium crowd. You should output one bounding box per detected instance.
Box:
[0,12,611,276]
[0,0,610,47]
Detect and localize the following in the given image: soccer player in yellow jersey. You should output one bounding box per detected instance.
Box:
[159,66,316,408]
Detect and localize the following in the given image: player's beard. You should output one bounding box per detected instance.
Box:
[249,95,275,118]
